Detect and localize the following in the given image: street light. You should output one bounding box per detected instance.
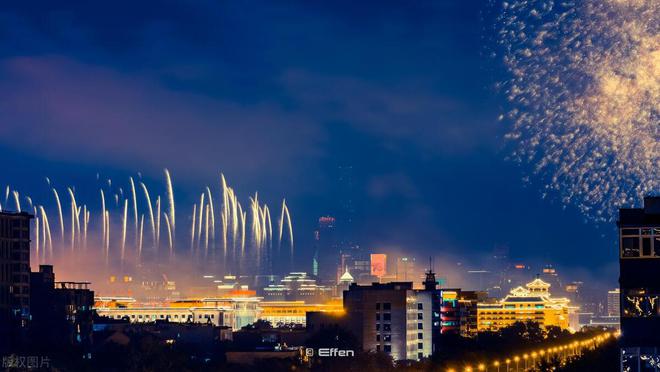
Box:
[493,360,500,372]
[478,363,485,371]
[523,354,529,370]
[514,356,520,372]
[505,358,511,372]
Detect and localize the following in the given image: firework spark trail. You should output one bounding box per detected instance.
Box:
[155,196,161,250]
[12,191,21,212]
[138,214,144,260]
[197,193,205,252]
[206,186,215,253]
[164,213,173,260]
[4,185,9,207]
[67,188,78,252]
[164,169,175,242]
[204,204,210,258]
[53,188,65,241]
[497,0,659,219]
[10,170,293,275]
[100,189,106,249]
[130,177,139,249]
[104,210,110,267]
[140,182,156,246]
[121,199,128,266]
[35,213,40,263]
[39,206,53,260]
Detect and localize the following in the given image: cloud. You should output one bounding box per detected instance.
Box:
[0,56,323,184]
[282,70,499,154]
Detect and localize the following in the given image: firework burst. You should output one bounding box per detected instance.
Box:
[497,0,659,220]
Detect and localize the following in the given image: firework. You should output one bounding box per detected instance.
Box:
[497,0,659,219]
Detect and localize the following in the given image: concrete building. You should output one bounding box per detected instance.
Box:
[477,278,573,332]
[607,288,621,317]
[258,300,343,326]
[30,265,95,352]
[263,272,333,303]
[618,196,660,370]
[342,282,433,361]
[0,211,32,351]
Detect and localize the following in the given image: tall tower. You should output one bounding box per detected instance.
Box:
[618,196,660,369]
[313,216,338,284]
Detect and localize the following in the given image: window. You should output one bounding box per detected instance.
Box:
[383,303,391,311]
[384,345,391,353]
[622,237,640,257]
[376,324,380,331]
[376,335,380,342]
[418,333,423,340]
[417,313,423,320]
[383,324,391,332]
[376,303,380,310]
[383,313,391,321]
[376,345,380,352]
[623,289,660,317]
[383,334,391,342]
[418,342,423,349]
[418,352,423,360]
[417,303,423,310]
[376,313,380,321]
[643,238,652,256]
[417,323,423,330]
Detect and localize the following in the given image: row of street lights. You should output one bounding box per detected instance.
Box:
[447,331,619,372]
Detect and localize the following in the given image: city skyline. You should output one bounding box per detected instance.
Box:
[1,1,653,290]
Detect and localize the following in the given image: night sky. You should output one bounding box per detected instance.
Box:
[0,1,618,287]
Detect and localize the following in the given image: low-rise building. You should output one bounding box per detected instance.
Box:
[477,278,573,332]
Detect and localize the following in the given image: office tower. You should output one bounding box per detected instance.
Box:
[395,257,416,282]
[336,244,371,284]
[312,216,338,284]
[607,288,621,317]
[618,196,660,369]
[343,282,433,361]
[0,211,32,351]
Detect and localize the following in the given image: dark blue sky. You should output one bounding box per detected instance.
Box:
[0,1,617,286]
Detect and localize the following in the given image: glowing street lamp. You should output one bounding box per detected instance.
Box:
[493,360,501,372]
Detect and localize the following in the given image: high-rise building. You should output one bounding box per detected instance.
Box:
[342,282,433,361]
[0,211,32,351]
[607,288,620,317]
[312,216,338,284]
[395,257,416,282]
[618,196,660,369]
[336,244,371,284]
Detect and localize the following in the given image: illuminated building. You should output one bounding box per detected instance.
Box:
[313,216,338,284]
[96,295,261,330]
[395,257,416,282]
[607,289,620,317]
[258,300,343,326]
[477,278,572,332]
[370,253,387,278]
[618,196,660,369]
[96,306,231,327]
[342,282,433,361]
[0,211,32,351]
[262,272,333,303]
[337,244,371,284]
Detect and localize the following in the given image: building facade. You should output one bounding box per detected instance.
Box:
[0,211,32,351]
[343,282,432,361]
[477,278,572,332]
[618,196,660,371]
